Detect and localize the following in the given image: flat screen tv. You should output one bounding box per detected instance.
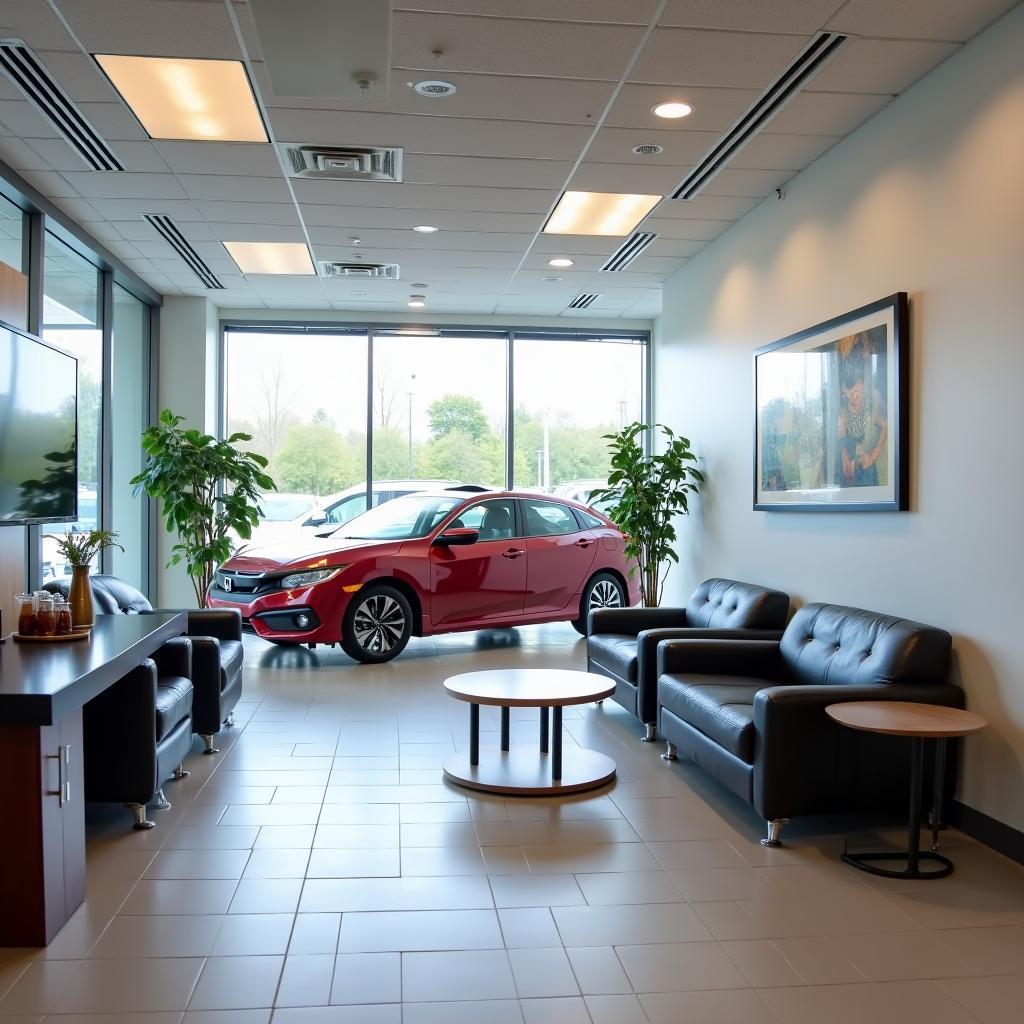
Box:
[0,321,78,524]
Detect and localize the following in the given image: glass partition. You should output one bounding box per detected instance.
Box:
[0,194,27,330]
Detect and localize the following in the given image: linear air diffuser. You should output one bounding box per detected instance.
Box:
[143,214,223,289]
[568,293,600,309]
[601,232,657,272]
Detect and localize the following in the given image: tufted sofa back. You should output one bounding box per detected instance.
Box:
[779,603,952,686]
[685,578,790,630]
[45,574,154,614]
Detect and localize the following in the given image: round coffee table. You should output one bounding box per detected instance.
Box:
[442,669,617,796]
[826,700,986,879]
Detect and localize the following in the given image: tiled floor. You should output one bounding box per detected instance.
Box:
[3,624,1024,1023]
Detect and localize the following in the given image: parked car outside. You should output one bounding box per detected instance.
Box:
[243,479,461,548]
[208,488,640,663]
[551,480,616,516]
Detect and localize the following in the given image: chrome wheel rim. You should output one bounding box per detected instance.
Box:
[589,579,623,611]
[352,594,406,654]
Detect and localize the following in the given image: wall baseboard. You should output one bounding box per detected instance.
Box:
[949,800,1024,864]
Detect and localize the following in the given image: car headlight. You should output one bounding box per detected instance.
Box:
[280,567,344,588]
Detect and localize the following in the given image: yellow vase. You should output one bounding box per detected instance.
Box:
[69,565,94,628]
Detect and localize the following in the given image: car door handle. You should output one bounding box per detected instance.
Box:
[502,548,526,559]
[574,539,593,548]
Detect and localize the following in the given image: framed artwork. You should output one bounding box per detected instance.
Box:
[754,293,908,512]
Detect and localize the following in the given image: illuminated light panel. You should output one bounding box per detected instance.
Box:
[223,241,315,275]
[95,55,268,142]
[543,191,661,237]
[653,101,692,119]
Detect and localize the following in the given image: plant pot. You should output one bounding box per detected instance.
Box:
[69,565,94,628]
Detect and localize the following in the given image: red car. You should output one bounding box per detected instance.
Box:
[207,488,639,663]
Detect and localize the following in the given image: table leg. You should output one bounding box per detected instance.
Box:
[470,704,480,766]
[500,707,510,752]
[931,737,947,852]
[552,707,562,781]
[841,734,954,879]
[540,707,549,754]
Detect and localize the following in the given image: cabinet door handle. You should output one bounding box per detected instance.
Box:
[46,745,71,806]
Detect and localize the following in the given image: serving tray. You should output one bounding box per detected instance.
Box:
[13,630,89,643]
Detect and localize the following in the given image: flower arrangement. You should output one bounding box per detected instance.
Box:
[46,529,124,568]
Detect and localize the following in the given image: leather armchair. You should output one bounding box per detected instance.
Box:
[45,575,243,753]
[586,578,790,740]
[82,637,194,830]
[656,603,961,845]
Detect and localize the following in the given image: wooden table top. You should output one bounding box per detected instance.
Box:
[444,669,616,708]
[825,700,986,738]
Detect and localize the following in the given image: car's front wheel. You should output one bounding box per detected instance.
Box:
[571,572,626,635]
[341,585,413,663]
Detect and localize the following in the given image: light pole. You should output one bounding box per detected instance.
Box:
[406,374,416,477]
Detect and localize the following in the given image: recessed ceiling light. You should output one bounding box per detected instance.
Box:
[543,191,662,237]
[408,295,426,308]
[652,101,692,120]
[95,55,267,142]
[548,257,574,268]
[412,225,439,233]
[223,241,315,275]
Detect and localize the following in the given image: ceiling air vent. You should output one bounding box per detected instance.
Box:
[413,80,457,98]
[319,261,400,279]
[0,40,124,171]
[601,232,657,272]
[671,31,848,201]
[568,293,600,309]
[142,214,223,289]
[632,144,663,156]
[283,144,403,182]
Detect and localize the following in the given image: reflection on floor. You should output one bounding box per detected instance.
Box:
[2,623,1023,1023]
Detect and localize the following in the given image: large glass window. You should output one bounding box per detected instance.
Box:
[0,194,27,330]
[513,336,645,494]
[372,332,507,490]
[42,233,101,576]
[224,330,368,544]
[108,284,149,588]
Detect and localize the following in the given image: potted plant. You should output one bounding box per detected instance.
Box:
[46,530,124,627]
[131,410,276,606]
[589,422,704,607]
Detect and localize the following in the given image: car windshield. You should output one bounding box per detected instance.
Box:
[337,494,463,540]
[259,495,316,521]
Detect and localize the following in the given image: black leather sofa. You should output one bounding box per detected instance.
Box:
[657,602,961,845]
[82,638,194,829]
[587,578,790,740]
[46,574,243,754]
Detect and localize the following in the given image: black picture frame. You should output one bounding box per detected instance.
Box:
[753,292,909,512]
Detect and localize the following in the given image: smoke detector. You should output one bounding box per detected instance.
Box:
[632,144,664,156]
[413,80,457,98]
[283,144,403,182]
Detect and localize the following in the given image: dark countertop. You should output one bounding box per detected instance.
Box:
[0,612,187,725]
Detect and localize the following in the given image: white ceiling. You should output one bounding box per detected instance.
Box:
[0,0,1017,318]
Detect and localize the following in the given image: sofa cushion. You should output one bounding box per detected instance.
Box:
[685,578,789,630]
[155,676,193,741]
[217,639,244,688]
[779,603,953,687]
[659,674,770,764]
[587,634,638,684]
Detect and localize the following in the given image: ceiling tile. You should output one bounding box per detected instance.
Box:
[86,197,203,220]
[180,175,293,203]
[651,194,760,219]
[76,101,149,141]
[194,201,300,226]
[660,0,845,33]
[809,38,960,96]
[0,99,60,138]
[568,161,682,193]
[826,0,1020,42]
[608,84,760,133]
[631,28,808,89]
[391,11,644,79]
[762,91,891,135]
[61,171,187,199]
[403,155,572,190]
[645,237,709,258]
[698,166,794,197]
[585,126,718,166]
[291,180,553,214]
[152,142,282,176]
[56,0,243,60]
[394,2,660,23]
[642,216,732,240]
[0,137,52,171]
[727,132,839,171]
[300,204,540,233]
[30,49,120,103]
[0,0,78,50]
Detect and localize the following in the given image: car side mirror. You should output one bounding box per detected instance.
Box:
[307,512,327,526]
[433,527,480,547]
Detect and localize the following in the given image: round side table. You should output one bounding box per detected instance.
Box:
[825,700,986,879]
[442,669,617,795]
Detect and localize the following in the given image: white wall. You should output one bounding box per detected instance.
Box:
[655,6,1024,831]
[157,295,219,606]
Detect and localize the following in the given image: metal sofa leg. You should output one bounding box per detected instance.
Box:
[661,741,677,761]
[126,803,155,830]
[761,818,789,847]
[201,734,219,755]
[642,723,657,743]
[152,788,172,811]
[595,699,604,706]
[223,711,235,727]
[171,764,190,780]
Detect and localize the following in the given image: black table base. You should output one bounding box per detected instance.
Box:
[842,735,955,880]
